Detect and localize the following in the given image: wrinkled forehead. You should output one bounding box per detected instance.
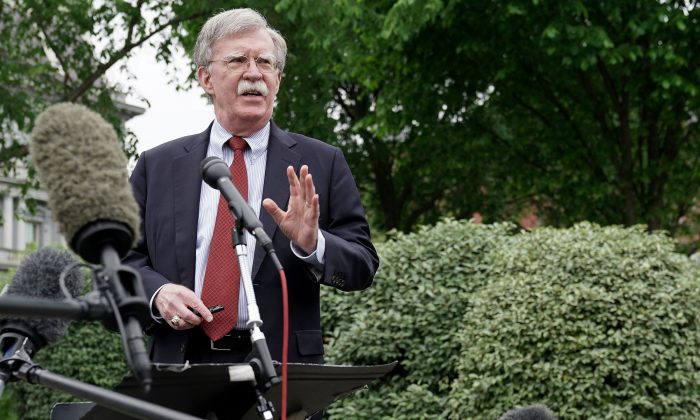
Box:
[212,29,275,57]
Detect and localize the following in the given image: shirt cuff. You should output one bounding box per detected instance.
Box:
[150,284,167,323]
[290,229,326,270]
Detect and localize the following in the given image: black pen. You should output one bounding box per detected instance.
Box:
[189,305,224,317]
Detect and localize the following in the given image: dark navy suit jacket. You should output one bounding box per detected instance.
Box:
[124,121,378,364]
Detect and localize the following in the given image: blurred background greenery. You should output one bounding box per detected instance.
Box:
[3,0,700,244]
[2,1,700,418]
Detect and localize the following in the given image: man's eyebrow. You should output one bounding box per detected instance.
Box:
[222,52,276,59]
[221,52,247,59]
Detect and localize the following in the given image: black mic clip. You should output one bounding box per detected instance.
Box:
[245,340,281,391]
[71,220,153,392]
[245,341,280,420]
[91,255,152,393]
[93,264,150,332]
[0,325,40,394]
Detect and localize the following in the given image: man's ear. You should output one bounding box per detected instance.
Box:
[274,71,283,94]
[197,66,215,96]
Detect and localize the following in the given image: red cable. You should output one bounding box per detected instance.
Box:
[279,268,289,420]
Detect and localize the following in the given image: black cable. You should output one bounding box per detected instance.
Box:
[58,262,91,300]
[102,288,134,371]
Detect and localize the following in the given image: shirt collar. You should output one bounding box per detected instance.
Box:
[211,119,269,160]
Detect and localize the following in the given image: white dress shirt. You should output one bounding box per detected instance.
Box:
[151,120,326,329]
[150,119,326,327]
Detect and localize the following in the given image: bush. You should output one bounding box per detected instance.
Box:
[8,220,700,419]
[322,219,518,419]
[322,220,700,419]
[9,321,127,420]
[449,223,700,419]
[0,254,127,420]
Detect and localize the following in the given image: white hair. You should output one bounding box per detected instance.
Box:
[194,8,288,73]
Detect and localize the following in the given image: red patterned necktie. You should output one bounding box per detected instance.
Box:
[201,136,248,341]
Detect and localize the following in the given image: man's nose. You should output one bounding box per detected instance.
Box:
[242,60,264,78]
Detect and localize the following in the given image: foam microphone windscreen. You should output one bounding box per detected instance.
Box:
[29,102,140,255]
[2,247,84,347]
[499,404,557,420]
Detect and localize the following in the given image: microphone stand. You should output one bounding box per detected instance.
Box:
[0,333,202,420]
[0,295,110,320]
[71,221,153,392]
[0,243,153,394]
[94,243,153,393]
[232,223,280,420]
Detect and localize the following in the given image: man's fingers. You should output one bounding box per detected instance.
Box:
[309,193,320,218]
[189,304,214,322]
[156,284,210,328]
[304,173,316,205]
[287,165,299,188]
[179,303,204,325]
[300,165,311,203]
[263,198,285,223]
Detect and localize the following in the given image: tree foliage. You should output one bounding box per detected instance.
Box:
[456,0,700,235]
[0,0,223,179]
[4,0,700,238]
[232,0,700,238]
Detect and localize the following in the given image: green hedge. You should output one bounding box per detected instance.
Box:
[6,321,126,420]
[5,220,700,419]
[0,259,126,420]
[321,220,700,419]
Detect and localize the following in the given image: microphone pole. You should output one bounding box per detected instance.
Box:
[0,295,111,320]
[232,223,279,420]
[95,241,152,393]
[202,156,285,418]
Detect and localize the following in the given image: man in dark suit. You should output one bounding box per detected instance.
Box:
[124,8,378,365]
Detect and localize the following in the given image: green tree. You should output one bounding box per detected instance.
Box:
[0,0,220,179]
[6,1,700,239]
[455,0,700,235]
[235,0,700,238]
[270,0,492,232]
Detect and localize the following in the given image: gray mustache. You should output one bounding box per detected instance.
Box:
[237,80,269,96]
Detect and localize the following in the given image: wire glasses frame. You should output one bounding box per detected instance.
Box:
[208,55,278,73]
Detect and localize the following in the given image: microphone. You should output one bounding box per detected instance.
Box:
[29,102,140,264]
[29,102,151,391]
[202,156,282,417]
[0,248,84,394]
[499,404,557,420]
[201,156,274,252]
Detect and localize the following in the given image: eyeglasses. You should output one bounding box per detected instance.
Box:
[208,55,278,73]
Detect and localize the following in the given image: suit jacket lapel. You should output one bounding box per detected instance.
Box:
[252,122,301,282]
[172,125,211,288]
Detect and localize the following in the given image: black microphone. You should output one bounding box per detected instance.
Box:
[0,248,84,393]
[29,103,151,391]
[201,156,275,253]
[499,404,557,420]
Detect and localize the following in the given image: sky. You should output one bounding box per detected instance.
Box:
[107,43,214,154]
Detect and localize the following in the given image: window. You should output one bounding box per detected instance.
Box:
[25,222,41,248]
